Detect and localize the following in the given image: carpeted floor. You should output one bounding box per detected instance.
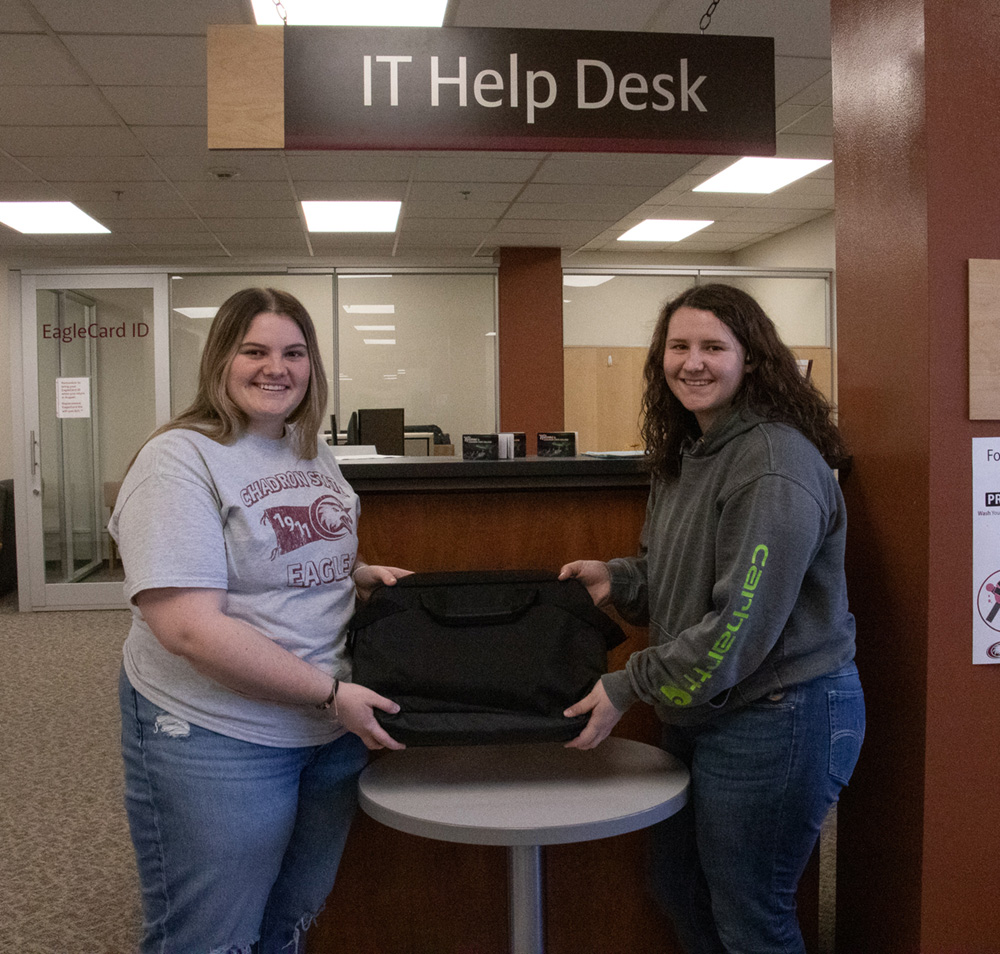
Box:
[0,588,142,954]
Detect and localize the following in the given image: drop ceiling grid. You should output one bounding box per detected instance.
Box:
[0,0,835,264]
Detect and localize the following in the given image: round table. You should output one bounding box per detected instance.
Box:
[358,737,690,954]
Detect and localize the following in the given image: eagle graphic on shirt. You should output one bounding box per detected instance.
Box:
[260,494,354,560]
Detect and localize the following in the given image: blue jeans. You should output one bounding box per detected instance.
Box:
[648,662,865,954]
[119,667,368,954]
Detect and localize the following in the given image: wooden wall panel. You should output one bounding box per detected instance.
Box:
[564,347,645,453]
[968,259,1000,419]
[207,25,284,149]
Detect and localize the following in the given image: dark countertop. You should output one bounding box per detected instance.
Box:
[338,454,650,493]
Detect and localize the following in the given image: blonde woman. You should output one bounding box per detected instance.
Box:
[112,287,408,954]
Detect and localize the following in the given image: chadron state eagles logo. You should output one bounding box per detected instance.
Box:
[260,494,354,560]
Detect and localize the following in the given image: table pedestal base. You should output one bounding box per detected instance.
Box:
[509,844,544,954]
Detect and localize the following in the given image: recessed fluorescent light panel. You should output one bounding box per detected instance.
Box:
[353,325,396,331]
[563,275,615,287]
[0,202,109,234]
[251,0,447,26]
[694,157,832,194]
[363,338,396,345]
[343,304,395,314]
[302,201,401,232]
[618,220,713,242]
[173,307,219,320]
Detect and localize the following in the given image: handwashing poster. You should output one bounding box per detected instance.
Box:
[972,438,1000,662]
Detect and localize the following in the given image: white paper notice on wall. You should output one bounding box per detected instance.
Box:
[971,438,1000,663]
[55,377,91,419]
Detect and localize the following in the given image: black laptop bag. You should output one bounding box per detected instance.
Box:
[347,569,627,745]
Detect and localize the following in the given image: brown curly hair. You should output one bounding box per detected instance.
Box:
[641,283,847,480]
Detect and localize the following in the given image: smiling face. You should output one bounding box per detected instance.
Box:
[662,305,748,433]
[226,311,310,439]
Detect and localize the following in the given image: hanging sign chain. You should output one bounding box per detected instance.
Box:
[700,0,722,33]
[272,0,288,24]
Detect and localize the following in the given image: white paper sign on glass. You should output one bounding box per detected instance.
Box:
[55,377,91,419]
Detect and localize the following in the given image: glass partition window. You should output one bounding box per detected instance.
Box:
[168,273,497,453]
[337,273,497,449]
[563,272,829,348]
[563,274,693,348]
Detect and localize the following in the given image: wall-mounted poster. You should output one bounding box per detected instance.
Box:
[971,438,1000,662]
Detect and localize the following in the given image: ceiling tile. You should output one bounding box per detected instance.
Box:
[779,105,833,137]
[408,181,521,202]
[61,35,207,86]
[100,85,207,126]
[533,155,703,186]
[284,152,416,181]
[0,0,836,266]
[0,34,86,84]
[134,126,214,156]
[155,155,289,182]
[413,155,541,181]
[0,125,143,157]
[173,179,294,201]
[296,181,410,202]
[0,86,119,125]
[19,155,166,181]
[453,0,664,31]
[518,182,662,205]
[28,0,249,33]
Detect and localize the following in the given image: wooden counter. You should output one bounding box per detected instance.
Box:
[339,452,650,493]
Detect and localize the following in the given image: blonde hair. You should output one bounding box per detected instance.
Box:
[141,287,328,461]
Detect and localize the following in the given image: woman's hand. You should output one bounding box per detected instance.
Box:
[563,680,623,750]
[353,563,413,602]
[334,682,406,750]
[558,560,612,607]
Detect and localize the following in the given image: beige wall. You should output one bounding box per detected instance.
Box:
[734,212,836,269]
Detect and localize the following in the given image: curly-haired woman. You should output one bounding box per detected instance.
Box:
[560,283,864,954]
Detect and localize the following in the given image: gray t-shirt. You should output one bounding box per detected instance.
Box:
[110,426,359,747]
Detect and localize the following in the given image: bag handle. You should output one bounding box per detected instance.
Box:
[419,587,538,626]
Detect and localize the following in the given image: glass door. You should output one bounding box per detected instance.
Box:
[19,273,169,610]
[38,290,102,583]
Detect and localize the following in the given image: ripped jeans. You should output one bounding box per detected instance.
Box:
[119,667,368,954]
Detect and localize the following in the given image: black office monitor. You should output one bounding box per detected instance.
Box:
[346,411,359,445]
[329,414,338,446]
[358,407,405,456]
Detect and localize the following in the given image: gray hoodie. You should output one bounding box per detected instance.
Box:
[601,408,856,725]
